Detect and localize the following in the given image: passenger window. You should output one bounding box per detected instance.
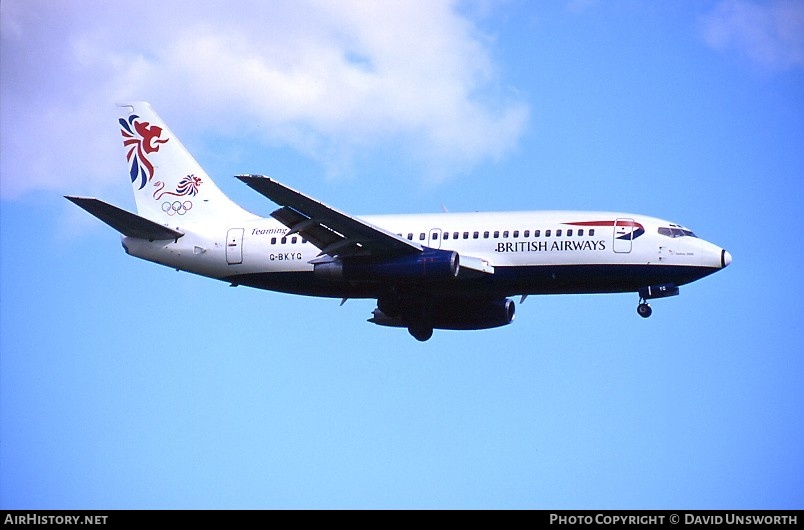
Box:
[432,233,439,240]
[291,237,297,244]
[545,230,551,237]
[407,233,413,240]
[556,229,562,237]
[578,229,584,236]
[453,232,459,239]
[463,232,469,239]
[567,229,573,237]
[534,230,540,237]
[503,231,509,238]
[473,231,479,239]
[443,232,449,240]
[513,230,519,238]
[271,237,276,245]
[483,231,489,239]
[589,229,595,236]
[281,237,287,244]
[494,230,500,238]
[524,230,530,238]
[419,233,425,241]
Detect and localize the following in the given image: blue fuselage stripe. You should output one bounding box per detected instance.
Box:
[224,263,719,299]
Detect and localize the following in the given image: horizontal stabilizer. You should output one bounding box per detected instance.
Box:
[65,196,184,240]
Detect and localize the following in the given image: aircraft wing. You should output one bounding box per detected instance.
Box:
[236,175,421,258]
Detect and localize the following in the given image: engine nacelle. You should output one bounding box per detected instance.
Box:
[370,298,516,331]
[432,298,515,330]
[314,249,460,282]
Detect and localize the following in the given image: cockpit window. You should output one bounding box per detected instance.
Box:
[658,227,697,238]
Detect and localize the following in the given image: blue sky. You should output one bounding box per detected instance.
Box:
[2,0,802,509]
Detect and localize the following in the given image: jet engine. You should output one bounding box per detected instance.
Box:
[370,297,516,332]
[314,249,459,282]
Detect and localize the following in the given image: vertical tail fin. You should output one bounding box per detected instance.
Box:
[118,102,251,224]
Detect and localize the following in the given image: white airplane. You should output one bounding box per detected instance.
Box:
[67,102,731,341]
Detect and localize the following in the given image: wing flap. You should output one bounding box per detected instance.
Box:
[271,205,343,250]
[65,196,184,240]
[236,175,421,258]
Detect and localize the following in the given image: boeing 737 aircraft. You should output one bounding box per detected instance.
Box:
[67,103,731,341]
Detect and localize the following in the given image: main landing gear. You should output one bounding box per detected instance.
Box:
[406,306,434,342]
[379,295,434,342]
[408,321,434,342]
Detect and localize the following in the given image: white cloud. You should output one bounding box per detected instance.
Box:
[0,0,528,199]
[565,0,599,15]
[701,0,804,71]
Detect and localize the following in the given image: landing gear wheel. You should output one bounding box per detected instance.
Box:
[408,322,434,342]
[377,296,402,318]
[637,302,652,318]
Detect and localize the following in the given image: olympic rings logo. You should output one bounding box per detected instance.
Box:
[162,200,193,216]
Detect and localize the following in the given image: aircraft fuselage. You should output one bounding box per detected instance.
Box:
[123,210,728,299]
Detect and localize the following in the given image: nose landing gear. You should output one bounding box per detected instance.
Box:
[637,300,652,318]
[637,283,679,318]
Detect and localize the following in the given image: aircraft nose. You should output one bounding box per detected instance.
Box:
[721,249,732,268]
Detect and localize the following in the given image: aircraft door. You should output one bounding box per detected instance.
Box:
[613,218,634,253]
[428,228,443,249]
[226,228,244,264]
